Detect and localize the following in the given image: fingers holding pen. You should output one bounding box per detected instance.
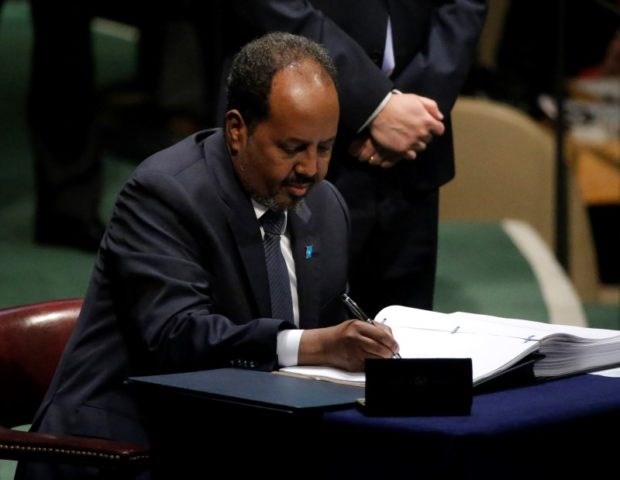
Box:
[339,319,400,370]
[356,319,400,359]
[298,320,400,372]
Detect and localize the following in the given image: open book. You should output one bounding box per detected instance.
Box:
[280,306,620,387]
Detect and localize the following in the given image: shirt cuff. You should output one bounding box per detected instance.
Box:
[356,89,402,134]
[276,329,304,367]
[357,91,393,133]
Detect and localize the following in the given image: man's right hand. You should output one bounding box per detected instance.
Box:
[298,320,399,372]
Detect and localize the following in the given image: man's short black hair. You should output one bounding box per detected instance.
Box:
[227,32,338,131]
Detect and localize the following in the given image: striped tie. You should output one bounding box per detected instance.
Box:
[260,210,294,324]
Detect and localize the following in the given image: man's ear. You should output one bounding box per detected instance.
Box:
[225,110,246,155]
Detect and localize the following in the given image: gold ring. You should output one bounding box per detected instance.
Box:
[369,155,375,163]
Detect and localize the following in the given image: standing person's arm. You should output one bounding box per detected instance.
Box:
[231,0,443,158]
[392,0,488,114]
[354,0,488,166]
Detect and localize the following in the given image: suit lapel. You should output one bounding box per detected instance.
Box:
[289,203,320,329]
[205,132,271,318]
[202,131,323,325]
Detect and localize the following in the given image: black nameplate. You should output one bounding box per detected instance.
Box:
[362,358,472,416]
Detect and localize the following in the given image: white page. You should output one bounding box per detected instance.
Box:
[281,306,620,386]
[392,326,538,384]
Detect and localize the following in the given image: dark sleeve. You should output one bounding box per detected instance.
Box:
[103,169,292,372]
[392,0,488,113]
[232,0,393,133]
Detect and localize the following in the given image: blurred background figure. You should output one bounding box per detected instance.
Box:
[0,0,200,251]
[464,0,619,288]
[26,0,103,251]
[497,0,618,117]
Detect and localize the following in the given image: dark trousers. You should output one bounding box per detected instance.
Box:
[330,164,439,317]
[27,0,102,229]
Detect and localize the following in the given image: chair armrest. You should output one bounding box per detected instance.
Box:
[0,426,149,470]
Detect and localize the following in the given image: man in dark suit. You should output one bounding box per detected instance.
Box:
[217,0,488,316]
[17,32,398,479]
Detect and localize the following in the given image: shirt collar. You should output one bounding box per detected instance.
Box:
[252,199,288,231]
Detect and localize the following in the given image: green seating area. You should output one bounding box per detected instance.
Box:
[436,221,549,322]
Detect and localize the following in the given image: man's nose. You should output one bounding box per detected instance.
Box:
[295,147,319,177]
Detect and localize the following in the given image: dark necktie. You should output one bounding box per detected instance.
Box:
[260,210,294,324]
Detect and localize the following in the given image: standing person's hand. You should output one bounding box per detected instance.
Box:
[350,93,445,167]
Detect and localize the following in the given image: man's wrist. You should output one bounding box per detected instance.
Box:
[357,90,392,133]
[357,89,403,133]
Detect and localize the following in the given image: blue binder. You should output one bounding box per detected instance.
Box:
[127,368,363,413]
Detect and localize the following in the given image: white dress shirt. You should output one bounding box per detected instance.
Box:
[357,16,396,132]
[253,201,302,366]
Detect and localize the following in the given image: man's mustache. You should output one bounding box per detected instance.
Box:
[284,173,316,186]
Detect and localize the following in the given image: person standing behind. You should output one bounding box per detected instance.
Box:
[16,32,398,480]
[1,0,168,252]
[217,0,488,316]
[3,0,105,251]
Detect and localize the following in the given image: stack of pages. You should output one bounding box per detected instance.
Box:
[280,306,620,387]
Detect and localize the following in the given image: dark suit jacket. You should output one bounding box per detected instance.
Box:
[28,129,350,446]
[219,0,487,190]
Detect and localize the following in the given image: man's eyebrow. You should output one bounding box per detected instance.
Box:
[320,136,337,144]
[278,135,337,147]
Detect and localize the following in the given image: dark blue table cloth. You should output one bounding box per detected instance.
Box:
[136,372,620,479]
[319,374,620,479]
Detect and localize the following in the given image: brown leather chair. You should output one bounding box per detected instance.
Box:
[0,299,149,475]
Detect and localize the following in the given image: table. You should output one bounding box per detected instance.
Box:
[134,372,620,480]
[322,373,620,479]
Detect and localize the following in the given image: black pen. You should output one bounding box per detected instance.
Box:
[340,293,401,358]
[341,293,374,324]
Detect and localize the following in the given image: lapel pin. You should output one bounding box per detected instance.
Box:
[305,245,314,259]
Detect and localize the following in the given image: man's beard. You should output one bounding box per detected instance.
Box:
[253,194,305,213]
[253,173,315,212]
